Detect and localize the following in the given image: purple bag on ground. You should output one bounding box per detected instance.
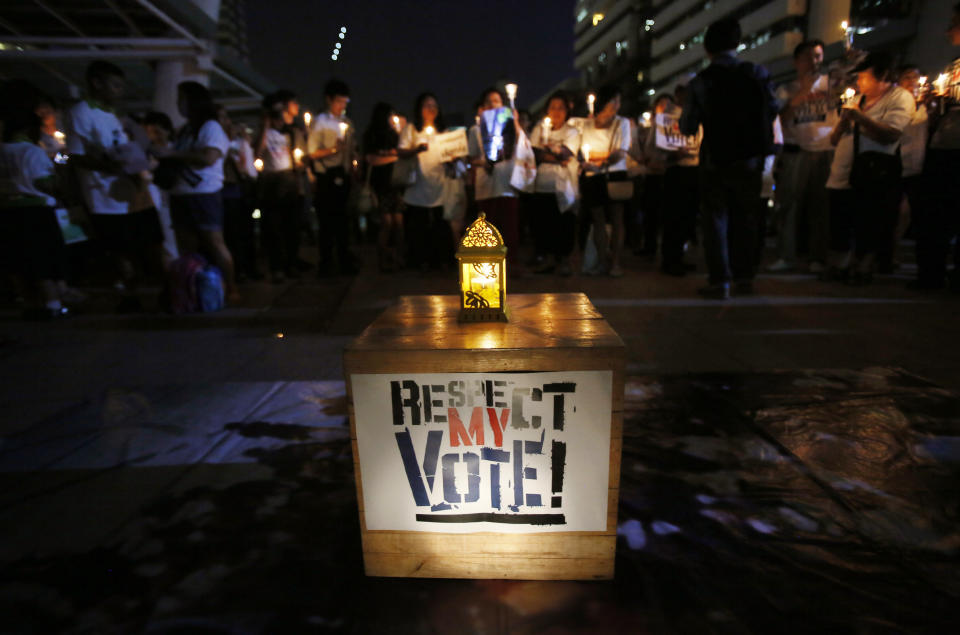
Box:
[166,254,206,314]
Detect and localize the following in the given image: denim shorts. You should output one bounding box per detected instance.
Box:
[171,192,224,232]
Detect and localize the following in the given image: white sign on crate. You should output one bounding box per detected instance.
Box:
[352,370,612,533]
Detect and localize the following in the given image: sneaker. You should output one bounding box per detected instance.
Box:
[766,259,794,273]
[808,261,825,274]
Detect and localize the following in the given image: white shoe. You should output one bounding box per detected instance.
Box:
[808,261,825,274]
[766,259,794,272]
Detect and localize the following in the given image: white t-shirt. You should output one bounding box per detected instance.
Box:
[260,128,293,173]
[827,86,915,190]
[776,74,839,152]
[0,141,56,207]
[399,123,448,208]
[579,116,631,172]
[66,100,133,215]
[234,138,258,178]
[468,124,528,200]
[170,119,230,195]
[308,112,354,172]
[530,121,580,193]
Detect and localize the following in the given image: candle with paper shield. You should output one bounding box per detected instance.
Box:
[587,93,596,117]
[392,115,401,132]
[582,143,591,162]
[934,73,949,96]
[53,130,65,142]
[293,148,303,165]
[841,20,853,50]
[338,122,349,139]
[541,117,551,145]
[254,158,264,172]
[841,88,856,107]
[303,111,312,128]
[505,83,517,110]
[641,112,651,128]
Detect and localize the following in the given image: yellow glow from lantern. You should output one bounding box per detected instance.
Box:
[456,212,508,322]
[461,262,502,310]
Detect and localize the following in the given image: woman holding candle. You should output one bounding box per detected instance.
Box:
[166,81,238,301]
[824,52,915,285]
[256,91,307,283]
[363,102,404,272]
[398,92,455,270]
[578,85,631,277]
[530,90,579,275]
[467,86,528,272]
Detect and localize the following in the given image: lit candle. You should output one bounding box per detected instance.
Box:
[424,125,435,136]
[587,93,596,117]
[582,143,591,162]
[842,87,856,107]
[293,148,303,164]
[919,76,928,87]
[338,121,349,139]
[53,130,65,142]
[505,83,518,110]
[541,117,551,144]
[392,115,401,132]
[303,111,312,128]
[641,111,651,128]
[254,158,264,172]
[840,20,852,50]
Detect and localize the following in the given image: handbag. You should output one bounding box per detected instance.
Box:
[601,117,634,201]
[390,156,417,188]
[349,163,378,216]
[849,116,901,190]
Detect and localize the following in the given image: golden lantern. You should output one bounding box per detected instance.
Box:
[456,212,508,322]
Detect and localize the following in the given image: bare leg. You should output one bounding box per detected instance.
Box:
[199,229,238,299]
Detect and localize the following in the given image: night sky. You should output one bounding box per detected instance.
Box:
[246,0,576,129]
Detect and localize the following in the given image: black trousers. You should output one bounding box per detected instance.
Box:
[661,165,700,270]
[314,167,352,271]
[699,160,762,284]
[640,173,664,254]
[530,192,576,260]
[223,182,257,276]
[828,180,899,261]
[915,149,960,285]
[404,205,453,268]
[259,171,302,273]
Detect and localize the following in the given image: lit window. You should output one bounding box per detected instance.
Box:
[679,43,685,50]
[592,13,604,26]
[647,88,655,96]
[577,8,588,23]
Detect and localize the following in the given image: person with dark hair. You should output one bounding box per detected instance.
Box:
[67,60,165,312]
[160,81,236,300]
[824,52,914,285]
[911,3,960,290]
[256,90,307,282]
[530,90,579,275]
[467,86,527,270]
[895,64,928,272]
[0,85,70,318]
[579,85,632,277]
[363,102,404,271]
[679,17,779,299]
[218,105,259,281]
[308,79,357,275]
[768,38,836,274]
[399,92,458,270]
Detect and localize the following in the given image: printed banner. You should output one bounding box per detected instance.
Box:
[654,112,699,151]
[431,129,469,162]
[352,371,612,533]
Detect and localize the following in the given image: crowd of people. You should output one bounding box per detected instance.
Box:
[2,10,959,318]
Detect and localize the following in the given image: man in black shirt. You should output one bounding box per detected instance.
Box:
[680,18,779,299]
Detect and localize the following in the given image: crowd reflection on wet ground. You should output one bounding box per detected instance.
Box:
[1,367,957,633]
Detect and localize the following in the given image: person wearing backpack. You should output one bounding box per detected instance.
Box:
[680,17,779,299]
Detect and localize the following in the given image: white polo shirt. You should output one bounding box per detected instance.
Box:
[0,141,57,207]
[308,111,354,172]
[66,100,132,215]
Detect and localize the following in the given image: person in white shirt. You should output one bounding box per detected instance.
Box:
[158,81,236,301]
[825,52,915,284]
[579,85,631,277]
[398,92,458,270]
[218,105,259,282]
[255,91,306,282]
[769,40,838,273]
[0,97,70,319]
[467,87,527,270]
[529,90,579,276]
[308,79,357,276]
[67,61,165,312]
[894,64,928,272]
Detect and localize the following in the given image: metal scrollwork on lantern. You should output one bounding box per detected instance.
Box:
[456,213,508,323]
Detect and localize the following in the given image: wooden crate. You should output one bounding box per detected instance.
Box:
[344,293,625,580]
